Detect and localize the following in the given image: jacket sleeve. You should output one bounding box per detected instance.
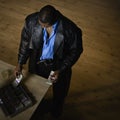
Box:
[18,19,31,65]
[59,27,83,73]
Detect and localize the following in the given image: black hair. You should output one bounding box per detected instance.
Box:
[38,5,58,25]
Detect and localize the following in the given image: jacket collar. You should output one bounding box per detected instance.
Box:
[31,19,64,52]
[54,20,64,54]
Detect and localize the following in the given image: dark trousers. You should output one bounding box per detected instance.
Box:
[35,62,72,117]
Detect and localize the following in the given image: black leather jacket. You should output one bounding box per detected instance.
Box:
[18,11,83,73]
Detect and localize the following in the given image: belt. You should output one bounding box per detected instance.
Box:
[37,59,54,66]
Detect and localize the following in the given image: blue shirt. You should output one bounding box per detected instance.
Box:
[40,21,58,60]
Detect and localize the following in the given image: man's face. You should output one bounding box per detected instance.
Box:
[39,20,52,28]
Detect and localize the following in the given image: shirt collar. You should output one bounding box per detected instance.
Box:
[52,21,58,32]
[43,21,58,32]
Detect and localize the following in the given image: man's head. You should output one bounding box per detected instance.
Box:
[38,5,58,27]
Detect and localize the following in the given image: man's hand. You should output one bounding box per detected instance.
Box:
[49,70,60,83]
[14,64,23,78]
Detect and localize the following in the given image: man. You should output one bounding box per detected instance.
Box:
[14,5,83,119]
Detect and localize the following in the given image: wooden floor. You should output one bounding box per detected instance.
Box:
[0,0,120,120]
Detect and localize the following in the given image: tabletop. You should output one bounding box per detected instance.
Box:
[0,60,50,120]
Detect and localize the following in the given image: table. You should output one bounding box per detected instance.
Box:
[0,60,51,120]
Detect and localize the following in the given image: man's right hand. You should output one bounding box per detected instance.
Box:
[14,64,23,78]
